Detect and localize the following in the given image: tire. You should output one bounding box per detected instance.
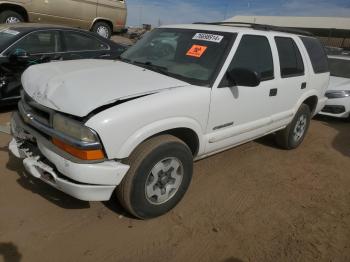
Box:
[275,104,311,149]
[0,10,24,24]
[117,135,193,219]
[92,21,112,38]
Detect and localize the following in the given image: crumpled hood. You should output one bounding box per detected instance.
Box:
[22,59,188,117]
[328,76,350,91]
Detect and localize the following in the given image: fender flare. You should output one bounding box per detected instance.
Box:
[294,90,319,115]
[115,117,204,159]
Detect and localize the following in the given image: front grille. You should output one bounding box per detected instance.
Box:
[21,92,52,127]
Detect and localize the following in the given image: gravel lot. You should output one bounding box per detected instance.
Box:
[0,108,349,262]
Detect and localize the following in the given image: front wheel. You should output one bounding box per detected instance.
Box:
[117,135,193,219]
[275,104,311,149]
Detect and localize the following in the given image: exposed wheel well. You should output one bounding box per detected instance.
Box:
[303,96,318,115]
[92,19,113,32]
[155,128,200,157]
[0,4,29,21]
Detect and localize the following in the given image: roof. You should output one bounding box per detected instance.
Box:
[226,16,350,30]
[0,22,70,31]
[0,23,123,49]
[162,23,311,37]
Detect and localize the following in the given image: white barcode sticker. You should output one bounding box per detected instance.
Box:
[193,33,224,43]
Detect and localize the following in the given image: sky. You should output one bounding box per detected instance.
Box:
[126,0,350,26]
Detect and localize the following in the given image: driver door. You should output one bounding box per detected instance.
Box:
[206,34,279,154]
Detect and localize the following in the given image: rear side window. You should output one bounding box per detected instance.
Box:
[275,37,304,78]
[63,31,108,51]
[229,35,274,81]
[9,31,61,54]
[300,36,329,74]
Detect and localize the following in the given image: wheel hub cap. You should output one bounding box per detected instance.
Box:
[5,17,20,23]
[97,26,109,38]
[145,157,183,205]
[293,114,307,142]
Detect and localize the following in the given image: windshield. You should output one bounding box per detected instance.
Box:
[328,58,350,78]
[121,28,235,86]
[0,28,21,52]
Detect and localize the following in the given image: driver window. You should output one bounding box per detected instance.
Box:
[222,35,274,86]
[8,31,61,55]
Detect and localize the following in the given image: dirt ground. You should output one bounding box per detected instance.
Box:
[0,108,349,262]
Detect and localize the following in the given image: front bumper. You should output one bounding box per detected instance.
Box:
[318,96,350,118]
[9,112,130,201]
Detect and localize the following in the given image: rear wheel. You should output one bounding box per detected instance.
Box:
[92,21,112,38]
[117,135,193,219]
[275,104,311,149]
[0,10,24,24]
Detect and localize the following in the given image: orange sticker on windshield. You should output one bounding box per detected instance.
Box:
[186,45,207,58]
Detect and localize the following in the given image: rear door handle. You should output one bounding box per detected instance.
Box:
[269,88,277,97]
[301,82,307,89]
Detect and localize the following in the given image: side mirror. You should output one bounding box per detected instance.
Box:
[9,49,29,62]
[226,68,261,87]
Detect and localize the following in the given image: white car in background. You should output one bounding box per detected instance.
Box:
[319,55,350,119]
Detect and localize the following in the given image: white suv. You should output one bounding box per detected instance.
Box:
[9,23,329,219]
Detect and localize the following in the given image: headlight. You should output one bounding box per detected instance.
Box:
[325,90,350,99]
[52,113,98,143]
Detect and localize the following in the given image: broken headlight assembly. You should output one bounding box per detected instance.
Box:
[52,113,105,160]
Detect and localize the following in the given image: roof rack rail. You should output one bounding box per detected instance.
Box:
[193,22,313,36]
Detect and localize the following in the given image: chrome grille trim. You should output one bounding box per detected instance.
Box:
[18,96,101,150]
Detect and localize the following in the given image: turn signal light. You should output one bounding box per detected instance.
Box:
[52,138,105,160]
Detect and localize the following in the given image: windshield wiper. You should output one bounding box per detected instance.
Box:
[132,61,170,76]
[117,56,132,63]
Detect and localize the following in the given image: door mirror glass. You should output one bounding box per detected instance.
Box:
[226,68,261,87]
[9,49,29,62]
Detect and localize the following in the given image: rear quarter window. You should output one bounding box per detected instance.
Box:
[300,37,329,74]
[275,37,304,78]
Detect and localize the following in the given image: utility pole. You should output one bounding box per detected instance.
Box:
[224,2,230,20]
[138,0,143,27]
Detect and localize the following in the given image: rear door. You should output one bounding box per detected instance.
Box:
[206,33,279,154]
[60,30,111,60]
[97,0,126,29]
[271,35,308,124]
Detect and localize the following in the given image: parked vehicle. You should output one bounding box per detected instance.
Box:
[9,23,329,219]
[319,55,350,119]
[0,23,127,105]
[0,0,127,38]
[325,46,350,56]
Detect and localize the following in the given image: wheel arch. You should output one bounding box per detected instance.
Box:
[113,118,204,160]
[156,128,200,157]
[302,95,318,115]
[90,18,113,32]
[0,3,29,21]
